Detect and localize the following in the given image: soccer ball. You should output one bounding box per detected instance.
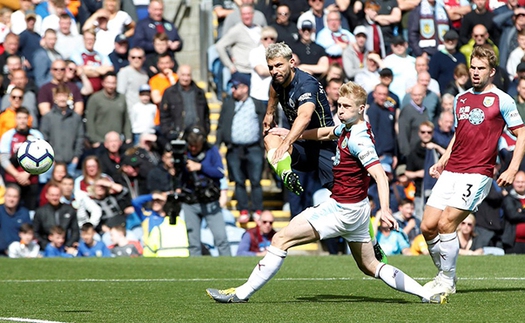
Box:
[17,139,55,175]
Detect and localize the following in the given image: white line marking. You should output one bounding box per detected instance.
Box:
[0,277,524,283]
[0,318,67,323]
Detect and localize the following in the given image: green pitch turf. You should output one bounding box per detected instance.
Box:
[0,255,524,323]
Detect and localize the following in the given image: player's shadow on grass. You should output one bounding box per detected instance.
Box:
[58,310,93,313]
[296,294,410,304]
[457,287,525,294]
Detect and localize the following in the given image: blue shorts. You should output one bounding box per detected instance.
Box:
[291,140,336,188]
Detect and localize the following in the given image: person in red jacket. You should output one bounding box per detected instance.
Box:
[236,211,276,256]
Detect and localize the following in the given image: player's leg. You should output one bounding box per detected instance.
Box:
[368,220,388,263]
[206,209,320,303]
[421,205,444,274]
[264,134,303,195]
[349,241,447,304]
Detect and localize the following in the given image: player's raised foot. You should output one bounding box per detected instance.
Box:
[282,170,303,195]
[206,288,248,303]
[373,242,388,264]
[422,292,448,304]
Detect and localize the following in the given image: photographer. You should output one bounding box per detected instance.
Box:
[180,127,231,256]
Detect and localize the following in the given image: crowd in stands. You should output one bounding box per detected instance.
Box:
[1,0,525,258]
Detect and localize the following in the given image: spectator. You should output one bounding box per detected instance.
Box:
[376,220,411,255]
[440,92,455,114]
[39,162,67,207]
[271,4,298,45]
[358,1,387,57]
[499,8,525,71]
[109,224,142,256]
[290,20,330,79]
[33,184,79,250]
[216,73,265,223]
[133,0,183,56]
[213,0,236,40]
[216,4,262,82]
[37,59,84,116]
[460,0,498,46]
[444,63,469,97]
[64,59,94,96]
[0,33,22,85]
[236,210,276,256]
[143,32,176,78]
[382,35,416,102]
[74,155,114,195]
[55,13,83,59]
[506,29,525,81]
[11,0,43,35]
[18,13,42,63]
[401,71,441,122]
[32,29,63,88]
[248,26,276,105]
[90,178,131,237]
[77,222,112,257]
[143,213,189,257]
[8,223,40,258]
[40,0,79,36]
[60,174,103,229]
[131,191,167,236]
[362,0,401,51]
[129,85,156,144]
[1,70,38,127]
[298,0,350,40]
[398,84,429,158]
[117,46,148,110]
[180,127,230,256]
[393,199,421,243]
[395,164,416,201]
[159,64,209,137]
[1,56,24,95]
[86,72,132,148]
[342,25,369,81]
[460,24,499,68]
[0,107,40,211]
[474,170,506,249]
[432,111,455,149]
[40,83,84,175]
[70,29,114,93]
[147,149,175,192]
[368,164,406,217]
[115,151,152,198]
[43,225,77,257]
[221,0,267,36]
[108,34,130,73]
[406,56,441,96]
[325,77,343,125]
[502,170,525,254]
[0,88,34,138]
[316,10,355,66]
[457,214,484,255]
[408,0,451,58]
[366,83,397,168]
[97,131,132,180]
[354,53,381,93]
[0,185,31,255]
[149,52,178,105]
[429,29,467,94]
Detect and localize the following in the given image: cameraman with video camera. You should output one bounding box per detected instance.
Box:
[179,127,231,256]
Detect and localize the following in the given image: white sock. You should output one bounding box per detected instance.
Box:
[438,232,458,282]
[235,246,287,299]
[426,235,442,272]
[375,263,432,300]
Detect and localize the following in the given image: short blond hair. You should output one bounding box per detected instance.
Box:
[339,82,367,107]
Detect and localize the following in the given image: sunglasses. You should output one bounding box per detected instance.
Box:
[11,95,23,100]
[52,68,66,71]
[419,130,433,134]
[262,37,275,41]
[461,222,473,227]
[516,13,525,17]
[262,221,273,224]
[130,56,144,60]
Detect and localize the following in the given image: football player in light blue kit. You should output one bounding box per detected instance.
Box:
[422,45,525,295]
[206,82,447,304]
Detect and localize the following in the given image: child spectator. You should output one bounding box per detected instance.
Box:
[0,8,12,46]
[43,225,77,257]
[108,224,142,257]
[8,223,40,258]
[144,32,173,78]
[77,223,111,257]
[129,84,156,145]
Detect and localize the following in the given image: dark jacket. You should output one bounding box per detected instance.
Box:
[502,190,525,249]
[475,180,504,232]
[133,17,183,55]
[215,95,266,147]
[147,164,175,192]
[160,82,210,137]
[33,203,79,249]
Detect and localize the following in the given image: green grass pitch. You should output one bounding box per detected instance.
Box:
[0,255,524,323]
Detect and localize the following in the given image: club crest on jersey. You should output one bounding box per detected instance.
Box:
[483,97,495,107]
[468,108,485,125]
[341,137,348,149]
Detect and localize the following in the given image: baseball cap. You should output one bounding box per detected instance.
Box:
[297,15,315,31]
[391,35,406,45]
[443,29,459,41]
[395,164,407,177]
[379,68,393,77]
[121,154,141,168]
[301,20,314,30]
[138,84,151,93]
[230,73,251,88]
[353,25,367,37]
[115,34,128,43]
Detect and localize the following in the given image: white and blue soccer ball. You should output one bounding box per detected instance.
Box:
[16,139,55,175]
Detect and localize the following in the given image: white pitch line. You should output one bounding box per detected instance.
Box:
[0,318,67,323]
[0,277,524,283]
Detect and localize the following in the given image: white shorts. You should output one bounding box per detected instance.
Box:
[304,197,371,243]
[426,170,491,212]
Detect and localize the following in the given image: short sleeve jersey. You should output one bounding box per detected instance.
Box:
[331,122,380,203]
[446,86,524,177]
[272,68,334,130]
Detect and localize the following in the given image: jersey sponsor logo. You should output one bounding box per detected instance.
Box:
[483,97,495,107]
[457,105,470,121]
[468,108,485,125]
[358,148,376,164]
[509,111,521,122]
[298,93,312,102]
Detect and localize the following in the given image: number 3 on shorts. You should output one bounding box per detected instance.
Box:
[462,183,473,203]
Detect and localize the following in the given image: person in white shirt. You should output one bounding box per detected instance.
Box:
[248,26,276,104]
[8,223,40,258]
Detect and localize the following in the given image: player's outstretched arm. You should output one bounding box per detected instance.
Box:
[263,87,279,134]
[268,126,337,141]
[367,163,398,230]
[498,127,525,186]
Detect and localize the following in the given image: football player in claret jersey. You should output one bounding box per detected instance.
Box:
[421,45,525,296]
[206,82,448,304]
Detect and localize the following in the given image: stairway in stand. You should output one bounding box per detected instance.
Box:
[202,83,321,255]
